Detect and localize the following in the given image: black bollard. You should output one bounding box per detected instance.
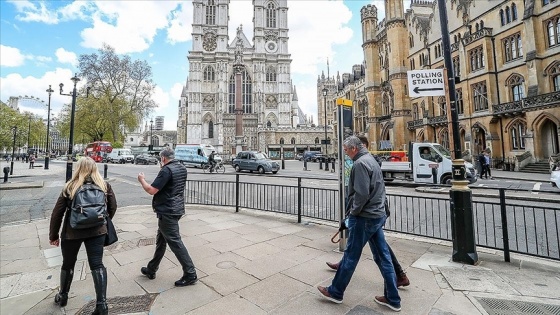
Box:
[3,167,9,183]
[331,158,335,172]
[281,158,285,170]
[319,158,323,170]
[325,157,329,171]
[432,166,438,184]
[104,163,108,179]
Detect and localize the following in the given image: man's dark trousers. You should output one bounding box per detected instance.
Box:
[147,214,196,276]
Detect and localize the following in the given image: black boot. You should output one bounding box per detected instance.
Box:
[54,269,74,307]
[91,267,108,315]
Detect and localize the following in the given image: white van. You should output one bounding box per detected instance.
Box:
[175,144,222,168]
[106,148,134,164]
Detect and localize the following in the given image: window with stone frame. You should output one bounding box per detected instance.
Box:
[315,137,320,144]
[206,0,216,25]
[546,61,560,92]
[471,81,488,112]
[382,94,391,116]
[503,33,523,62]
[511,3,517,20]
[469,46,485,72]
[545,16,560,47]
[266,66,277,82]
[440,129,450,149]
[500,9,506,26]
[279,138,285,145]
[409,34,414,48]
[510,121,526,149]
[203,66,215,81]
[452,56,460,78]
[290,138,296,145]
[456,88,464,115]
[228,69,252,113]
[208,120,214,138]
[266,2,277,28]
[438,96,447,117]
[506,74,525,101]
[412,103,419,120]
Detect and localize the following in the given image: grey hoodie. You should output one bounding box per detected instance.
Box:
[347,148,386,218]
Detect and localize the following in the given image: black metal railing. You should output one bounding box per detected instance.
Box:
[185,175,560,261]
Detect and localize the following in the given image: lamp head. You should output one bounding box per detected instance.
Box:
[150,119,153,124]
[59,83,64,93]
[46,85,54,95]
[70,74,80,85]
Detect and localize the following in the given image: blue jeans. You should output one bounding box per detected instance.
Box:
[327,215,400,306]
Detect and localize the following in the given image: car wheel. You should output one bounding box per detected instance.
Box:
[272,171,278,174]
[258,166,265,174]
[235,165,241,172]
[441,175,452,185]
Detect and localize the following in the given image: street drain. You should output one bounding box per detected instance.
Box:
[476,297,560,315]
[138,238,156,246]
[76,293,158,315]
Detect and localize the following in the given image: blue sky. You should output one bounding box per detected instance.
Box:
[1,0,411,130]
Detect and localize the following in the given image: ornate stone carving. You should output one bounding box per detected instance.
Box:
[202,94,215,106]
[265,95,277,109]
[264,30,279,42]
[202,30,217,52]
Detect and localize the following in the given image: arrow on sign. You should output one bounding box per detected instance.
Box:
[413,87,444,94]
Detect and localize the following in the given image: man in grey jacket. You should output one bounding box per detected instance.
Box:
[317,136,401,312]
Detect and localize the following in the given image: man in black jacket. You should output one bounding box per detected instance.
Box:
[137,147,197,286]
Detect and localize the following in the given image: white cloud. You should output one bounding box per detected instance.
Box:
[55,48,78,67]
[10,0,59,24]
[229,1,255,42]
[0,45,27,67]
[0,68,78,116]
[152,86,170,111]
[58,1,91,21]
[167,1,193,44]
[80,1,182,54]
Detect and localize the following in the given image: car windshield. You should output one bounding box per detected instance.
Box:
[203,148,215,156]
[121,150,132,155]
[432,144,451,159]
[254,153,267,160]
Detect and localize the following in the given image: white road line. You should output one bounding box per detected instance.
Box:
[532,182,541,194]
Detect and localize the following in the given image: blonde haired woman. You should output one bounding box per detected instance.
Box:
[49,157,117,315]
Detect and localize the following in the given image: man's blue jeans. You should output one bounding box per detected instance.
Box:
[327,215,400,306]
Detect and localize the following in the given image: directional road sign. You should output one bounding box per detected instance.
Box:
[407,69,446,97]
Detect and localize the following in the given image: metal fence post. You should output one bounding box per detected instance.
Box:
[103,163,108,180]
[235,174,240,213]
[499,188,510,262]
[297,177,302,223]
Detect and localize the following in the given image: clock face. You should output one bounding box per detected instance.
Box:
[265,41,277,53]
[203,32,217,52]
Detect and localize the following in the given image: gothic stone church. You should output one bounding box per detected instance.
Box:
[178,0,308,156]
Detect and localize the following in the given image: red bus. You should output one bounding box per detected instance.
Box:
[84,141,113,162]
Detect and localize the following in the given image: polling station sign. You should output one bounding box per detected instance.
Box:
[407,69,446,97]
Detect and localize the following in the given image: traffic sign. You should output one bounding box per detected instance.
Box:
[407,69,445,96]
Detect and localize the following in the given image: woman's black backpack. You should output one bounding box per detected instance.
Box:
[69,183,107,229]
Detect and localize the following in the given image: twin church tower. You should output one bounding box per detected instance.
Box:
[178,0,301,155]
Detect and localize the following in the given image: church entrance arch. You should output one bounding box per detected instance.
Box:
[539,119,559,158]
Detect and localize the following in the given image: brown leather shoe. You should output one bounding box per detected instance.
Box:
[317,286,342,304]
[326,261,339,270]
[397,273,410,287]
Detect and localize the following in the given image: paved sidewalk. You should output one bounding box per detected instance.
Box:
[1,205,559,315]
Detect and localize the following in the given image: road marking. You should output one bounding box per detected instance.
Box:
[532,182,541,194]
[477,184,487,187]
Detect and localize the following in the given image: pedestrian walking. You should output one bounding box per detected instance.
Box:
[49,157,118,315]
[326,134,410,289]
[29,155,35,169]
[484,150,493,179]
[317,136,401,312]
[478,152,486,179]
[137,147,198,286]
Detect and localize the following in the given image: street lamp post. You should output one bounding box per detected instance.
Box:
[438,0,478,265]
[60,74,89,182]
[44,85,54,170]
[10,127,17,175]
[149,119,153,151]
[26,115,32,163]
[322,88,329,171]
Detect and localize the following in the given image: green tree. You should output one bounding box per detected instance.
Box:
[79,44,156,141]
[0,104,46,152]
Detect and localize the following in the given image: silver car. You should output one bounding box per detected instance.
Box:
[232,151,279,174]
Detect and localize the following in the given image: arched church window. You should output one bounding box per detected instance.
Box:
[315,137,320,144]
[266,66,277,82]
[511,3,517,21]
[500,10,505,26]
[228,69,253,113]
[438,96,447,117]
[206,0,216,25]
[279,138,285,144]
[510,121,526,149]
[267,120,272,127]
[506,74,525,101]
[266,2,277,28]
[203,66,215,81]
[505,7,511,24]
[412,103,419,120]
[290,138,296,144]
[208,120,214,138]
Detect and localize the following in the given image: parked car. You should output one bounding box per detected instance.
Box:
[295,153,303,161]
[232,151,279,174]
[107,148,134,164]
[303,151,322,162]
[134,154,159,165]
[551,162,560,190]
